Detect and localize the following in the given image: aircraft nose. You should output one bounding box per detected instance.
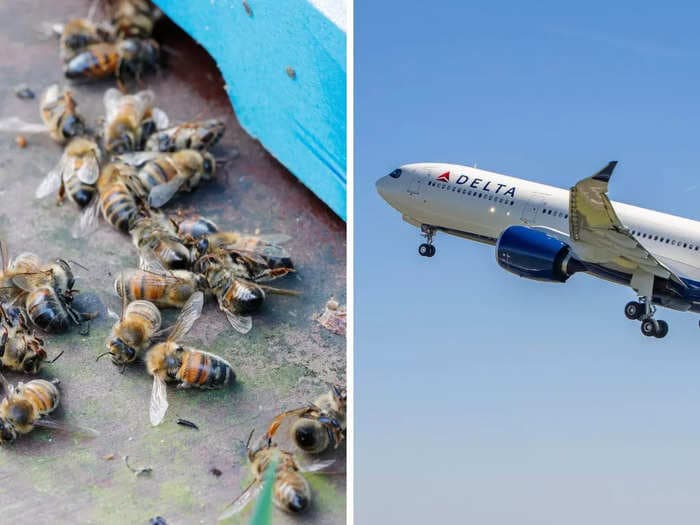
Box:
[375,176,391,200]
[376,168,403,203]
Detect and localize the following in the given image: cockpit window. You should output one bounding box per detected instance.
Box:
[389,169,402,178]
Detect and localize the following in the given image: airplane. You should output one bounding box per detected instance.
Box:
[376,161,700,339]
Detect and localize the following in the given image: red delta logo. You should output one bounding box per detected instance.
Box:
[436,171,450,182]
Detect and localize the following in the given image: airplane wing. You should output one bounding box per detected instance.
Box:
[568,161,686,286]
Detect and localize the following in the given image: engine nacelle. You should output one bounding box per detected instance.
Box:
[496,226,583,282]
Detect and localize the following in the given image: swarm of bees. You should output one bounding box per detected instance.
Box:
[0,0,346,519]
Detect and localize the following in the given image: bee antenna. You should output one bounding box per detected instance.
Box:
[47,350,65,364]
[245,427,255,450]
[95,351,113,362]
[68,259,89,272]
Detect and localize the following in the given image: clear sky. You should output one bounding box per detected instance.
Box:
[355,1,700,523]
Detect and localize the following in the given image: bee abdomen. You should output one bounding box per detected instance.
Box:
[64,46,117,79]
[274,475,311,513]
[101,185,137,233]
[23,379,60,415]
[179,351,233,388]
[26,289,69,333]
[125,300,161,330]
[65,176,96,208]
[224,281,264,315]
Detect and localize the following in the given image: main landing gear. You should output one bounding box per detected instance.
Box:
[624,299,669,338]
[418,225,436,257]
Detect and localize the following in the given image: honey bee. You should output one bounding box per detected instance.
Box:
[130,211,191,270]
[0,246,40,304]
[111,0,161,38]
[173,214,219,240]
[190,231,294,271]
[194,252,297,334]
[0,304,51,374]
[219,432,333,519]
[144,291,233,426]
[64,39,160,91]
[13,259,95,333]
[73,162,144,237]
[99,289,161,370]
[144,119,226,152]
[35,137,101,208]
[102,88,168,154]
[60,18,115,61]
[0,373,98,444]
[118,149,216,208]
[0,85,85,145]
[114,268,206,309]
[264,385,347,454]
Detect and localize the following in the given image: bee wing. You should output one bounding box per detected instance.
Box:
[75,150,100,184]
[148,175,188,208]
[133,90,156,121]
[103,88,123,123]
[166,291,203,341]
[107,307,120,321]
[256,233,292,245]
[151,107,169,130]
[0,117,47,134]
[35,417,100,438]
[224,309,253,335]
[149,375,169,426]
[218,479,264,521]
[35,163,63,199]
[117,151,161,167]
[0,370,10,396]
[298,458,337,473]
[11,271,52,292]
[221,248,269,267]
[70,195,101,239]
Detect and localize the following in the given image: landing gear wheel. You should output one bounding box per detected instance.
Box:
[641,319,659,337]
[418,244,431,257]
[427,245,436,257]
[654,320,669,338]
[624,301,643,320]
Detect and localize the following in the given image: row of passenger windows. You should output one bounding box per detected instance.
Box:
[427,181,515,206]
[542,208,569,219]
[629,229,699,250]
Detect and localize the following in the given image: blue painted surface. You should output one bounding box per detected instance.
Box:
[155,0,346,219]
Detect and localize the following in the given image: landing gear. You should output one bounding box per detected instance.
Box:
[418,243,435,257]
[418,225,436,257]
[624,297,668,338]
[627,272,668,339]
[624,301,643,320]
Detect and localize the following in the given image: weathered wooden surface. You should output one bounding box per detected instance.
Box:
[0,2,346,524]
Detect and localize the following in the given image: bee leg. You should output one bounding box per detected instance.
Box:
[57,181,66,206]
[176,382,192,390]
[116,58,127,93]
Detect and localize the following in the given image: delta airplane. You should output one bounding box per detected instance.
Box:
[376,161,700,339]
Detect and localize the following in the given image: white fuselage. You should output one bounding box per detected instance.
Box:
[377,163,700,284]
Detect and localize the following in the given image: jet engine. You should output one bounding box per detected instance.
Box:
[496,226,584,282]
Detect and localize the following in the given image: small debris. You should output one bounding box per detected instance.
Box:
[15,135,26,148]
[243,0,252,16]
[102,453,115,461]
[210,467,222,477]
[13,84,35,100]
[285,66,296,80]
[124,455,153,476]
[176,418,199,430]
[149,517,168,525]
[316,296,346,335]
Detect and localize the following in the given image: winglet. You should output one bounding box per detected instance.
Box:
[592,161,618,182]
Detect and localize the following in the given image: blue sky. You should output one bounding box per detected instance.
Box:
[355,1,700,523]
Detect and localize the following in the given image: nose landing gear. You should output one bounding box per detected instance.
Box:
[418,225,436,257]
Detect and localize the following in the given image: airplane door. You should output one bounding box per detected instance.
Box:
[521,194,549,224]
[407,171,425,197]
